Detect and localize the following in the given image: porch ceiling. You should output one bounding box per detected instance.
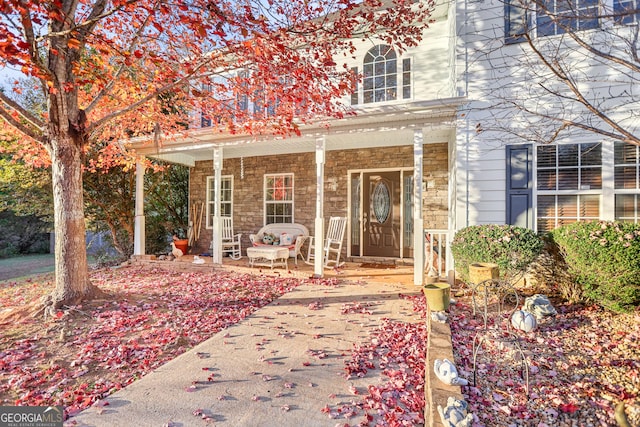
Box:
[130,98,463,166]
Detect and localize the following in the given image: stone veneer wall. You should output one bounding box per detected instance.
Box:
[189,143,448,256]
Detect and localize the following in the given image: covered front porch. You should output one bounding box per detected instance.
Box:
[128,99,463,285]
[130,252,419,284]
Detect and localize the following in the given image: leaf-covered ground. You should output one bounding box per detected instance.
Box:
[449,293,640,426]
[0,266,312,417]
[0,266,429,426]
[7,264,636,427]
[327,294,428,426]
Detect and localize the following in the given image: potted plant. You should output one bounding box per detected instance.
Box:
[172,228,189,255]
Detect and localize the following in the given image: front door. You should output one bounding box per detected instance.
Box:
[363,171,401,257]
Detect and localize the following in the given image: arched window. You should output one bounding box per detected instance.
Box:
[363,45,397,103]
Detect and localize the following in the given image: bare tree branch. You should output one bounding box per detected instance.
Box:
[476,0,640,146]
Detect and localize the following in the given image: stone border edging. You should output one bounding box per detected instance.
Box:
[425,310,466,426]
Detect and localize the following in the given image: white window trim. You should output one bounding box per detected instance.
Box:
[206,175,233,229]
[263,173,294,225]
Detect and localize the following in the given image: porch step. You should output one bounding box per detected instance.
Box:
[348,256,414,267]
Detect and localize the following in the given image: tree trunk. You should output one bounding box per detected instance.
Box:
[44,133,101,310]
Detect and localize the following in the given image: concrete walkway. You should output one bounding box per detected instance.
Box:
[70,276,423,427]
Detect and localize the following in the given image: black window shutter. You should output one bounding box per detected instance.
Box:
[505,0,528,44]
[506,144,533,228]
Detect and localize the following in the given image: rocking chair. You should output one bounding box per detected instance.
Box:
[222,217,242,260]
[306,216,347,268]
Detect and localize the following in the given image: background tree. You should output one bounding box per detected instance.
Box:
[143,162,189,251]
[0,132,53,256]
[0,0,433,310]
[1,79,188,261]
[0,158,52,257]
[469,0,640,146]
[84,156,189,259]
[1,134,189,260]
[0,143,53,220]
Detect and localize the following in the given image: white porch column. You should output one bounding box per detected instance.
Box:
[413,130,425,286]
[133,159,146,256]
[314,137,326,277]
[212,147,223,264]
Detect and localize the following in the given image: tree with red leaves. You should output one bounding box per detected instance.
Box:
[0,0,432,311]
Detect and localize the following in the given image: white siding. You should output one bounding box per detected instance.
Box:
[453,0,640,230]
[345,15,456,105]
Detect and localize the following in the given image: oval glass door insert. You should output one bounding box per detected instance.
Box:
[372,181,391,223]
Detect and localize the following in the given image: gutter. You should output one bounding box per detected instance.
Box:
[127,97,468,152]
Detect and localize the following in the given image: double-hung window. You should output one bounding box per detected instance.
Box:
[536,143,602,232]
[264,173,294,224]
[506,0,600,42]
[206,176,233,228]
[613,0,640,23]
[537,0,599,36]
[510,141,640,231]
[615,142,640,223]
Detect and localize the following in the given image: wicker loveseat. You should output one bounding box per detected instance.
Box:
[249,223,309,265]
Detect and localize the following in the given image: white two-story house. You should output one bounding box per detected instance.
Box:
[129,0,640,283]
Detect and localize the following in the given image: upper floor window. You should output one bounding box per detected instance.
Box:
[613,0,640,24]
[199,71,285,127]
[537,0,599,36]
[351,45,411,105]
[364,45,397,103]
[506,0,600,42]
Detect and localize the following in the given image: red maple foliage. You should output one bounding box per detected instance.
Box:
[0,0,434,309]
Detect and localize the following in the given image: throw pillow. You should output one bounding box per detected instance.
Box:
[280,233,293,246]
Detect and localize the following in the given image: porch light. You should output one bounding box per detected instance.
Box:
[326,177,338,191]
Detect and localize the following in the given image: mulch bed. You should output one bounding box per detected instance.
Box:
[448,289,640,426]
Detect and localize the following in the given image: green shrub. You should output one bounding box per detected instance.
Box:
[451,224,544,282]
[550,221,640,313]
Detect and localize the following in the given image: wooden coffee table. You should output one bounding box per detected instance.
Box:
[246,246,289,270]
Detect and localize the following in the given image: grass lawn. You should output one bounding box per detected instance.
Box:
[0,254,55,282]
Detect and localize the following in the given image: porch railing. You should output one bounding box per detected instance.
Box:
[424,229,454,280]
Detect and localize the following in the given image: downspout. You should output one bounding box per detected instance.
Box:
[464,0,471,228]
[413,130,425,286]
